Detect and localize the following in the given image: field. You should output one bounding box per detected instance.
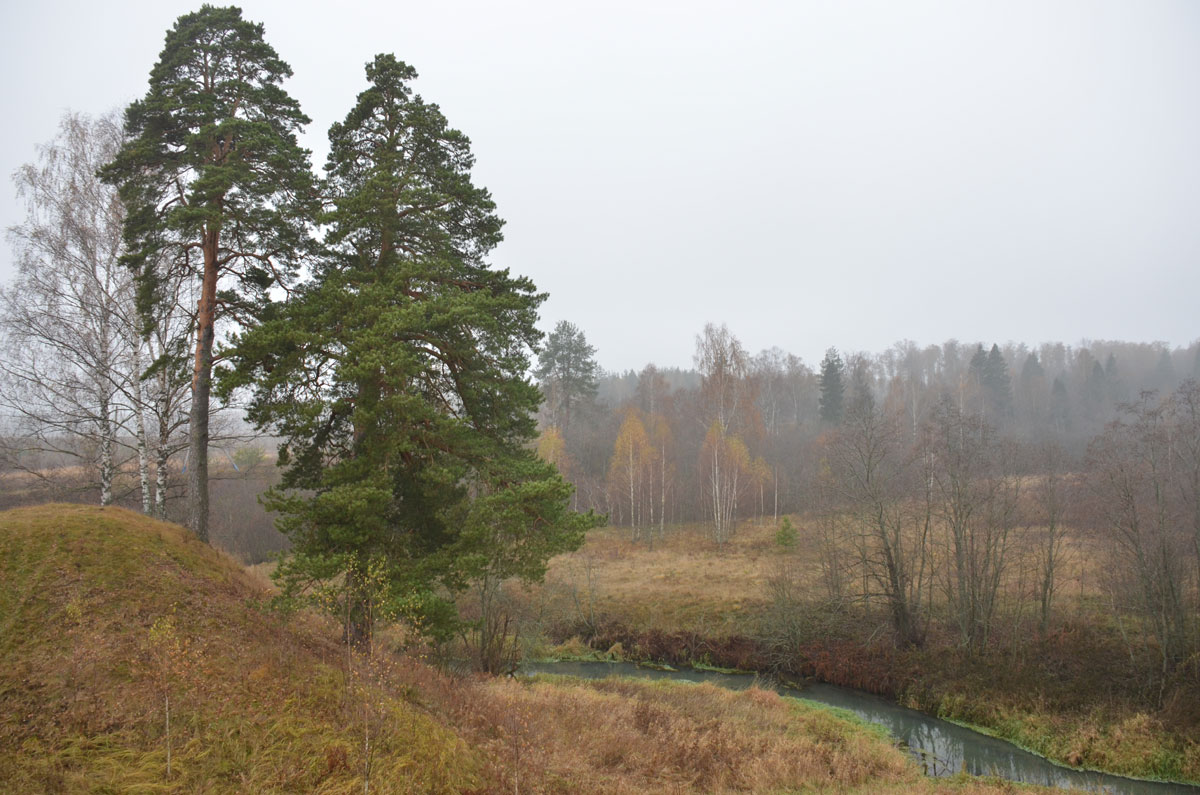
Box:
[0,504,1047,793]
[508,516,1200,784]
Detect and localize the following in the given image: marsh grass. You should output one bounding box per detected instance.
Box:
[525,515,1200,784]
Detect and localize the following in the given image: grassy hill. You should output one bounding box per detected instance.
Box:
[0,505,1037,793]
[0,504,476,792]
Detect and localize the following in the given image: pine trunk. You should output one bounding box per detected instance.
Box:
[188,230,219,543]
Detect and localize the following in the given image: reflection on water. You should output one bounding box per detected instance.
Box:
[521,661,1199,794]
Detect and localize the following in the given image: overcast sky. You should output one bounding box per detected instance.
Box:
[2,0,1197,373]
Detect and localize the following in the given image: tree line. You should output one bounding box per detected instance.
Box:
[537,323,1200,676]
[538,323,1198,528]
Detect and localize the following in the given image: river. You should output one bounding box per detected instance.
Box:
[521,660,1199,794]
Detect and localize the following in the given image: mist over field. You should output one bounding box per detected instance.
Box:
[2,2,1199,792]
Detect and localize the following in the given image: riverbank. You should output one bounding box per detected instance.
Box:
[507,520,1200,786]
[524,660,1200,794]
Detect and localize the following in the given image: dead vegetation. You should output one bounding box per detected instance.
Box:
[520,515,1200,784]
[1,504,1045,793]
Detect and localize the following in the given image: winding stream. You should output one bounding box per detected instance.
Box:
[521,660,1199,794]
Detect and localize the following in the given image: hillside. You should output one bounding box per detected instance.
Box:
[0,505,1036,793]
[0,504,478,792]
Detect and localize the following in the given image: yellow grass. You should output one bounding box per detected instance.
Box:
[539,513,1116,638]
[1,504,1044,793]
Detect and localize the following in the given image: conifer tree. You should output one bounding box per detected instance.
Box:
[102,5,317,542]
[535,320,599,435]
[223,54,594,641]
[984,344,1013,417]
[818,348,845,424]
[1021,352,1044,383]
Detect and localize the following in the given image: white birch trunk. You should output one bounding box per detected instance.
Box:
[132,342,152,513]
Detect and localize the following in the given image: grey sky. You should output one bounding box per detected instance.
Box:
[3,0,1197,373]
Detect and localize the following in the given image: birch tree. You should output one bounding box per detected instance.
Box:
[609,409,651,539]
[694,323,757,542]
[701,422,750,545]
[1,112,133,506]
[2,111,194,514]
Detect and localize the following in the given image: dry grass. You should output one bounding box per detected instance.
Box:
[0,503,1045,794]
[540,515,1118,639]
[0,504,477,793]
[389,662,1043,795]
[541,519,811,633]
[522,514,1200,785]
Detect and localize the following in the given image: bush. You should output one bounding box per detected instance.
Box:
[775,517,798,549]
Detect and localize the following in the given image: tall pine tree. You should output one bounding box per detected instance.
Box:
[223,54,594,642]
[535,320,599,435]
[102,5,317,542]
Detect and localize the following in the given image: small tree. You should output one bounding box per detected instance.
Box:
[144,612,197,780]
[1033,441,1069,635]
[774,516,798,549]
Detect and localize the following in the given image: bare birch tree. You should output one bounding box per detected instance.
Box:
[1,112,134,505]
[1,111,193,513]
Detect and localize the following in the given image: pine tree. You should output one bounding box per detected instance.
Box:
[534,320,599,435]
[223,54,594,642]
[101,6,318,542]
[818,348,845,425]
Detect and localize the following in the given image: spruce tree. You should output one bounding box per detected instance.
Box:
[102,6,317,542]
[1021,352,1044,384]
[984,344,1013,417]
[223,54,594,642]
[818,348,845,424]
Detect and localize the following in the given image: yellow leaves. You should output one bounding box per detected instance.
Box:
[608,409,652,493]
[536,425,569,470]
[701,421,751,474]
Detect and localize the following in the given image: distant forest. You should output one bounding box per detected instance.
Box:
[539,325,1199,525]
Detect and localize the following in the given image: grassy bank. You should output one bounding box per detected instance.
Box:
[517,519,1200,785]
[1,504,1044,793]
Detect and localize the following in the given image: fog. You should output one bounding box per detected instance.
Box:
[2,0,1197,370]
